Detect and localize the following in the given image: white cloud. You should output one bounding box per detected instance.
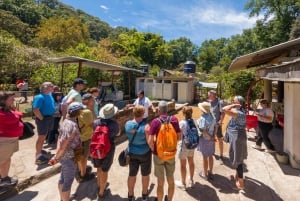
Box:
[175,3,259,30]
[100,5,109,10]
[132,1,262,43]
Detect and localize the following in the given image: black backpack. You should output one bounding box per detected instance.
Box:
[19,122,35,140]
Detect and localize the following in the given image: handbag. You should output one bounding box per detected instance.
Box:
[223,131,229,143]
[118,148,130,167]
[118,123,141,167]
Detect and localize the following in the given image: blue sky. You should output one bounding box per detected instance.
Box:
[59,0,260,45]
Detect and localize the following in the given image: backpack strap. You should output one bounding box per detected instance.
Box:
[129,122,142,145]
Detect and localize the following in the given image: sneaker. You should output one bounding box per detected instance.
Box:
[199,172,208,180]
[187,177,195,188]
[141,193,148,201]
[41,150,50,155]
[175,180,186,190]
[128,195,134,201]
[208,172,214,180]
[35,155,49,165]
[265,149,276,154]
[0,177,18,187]
[252,144,263,150]
[78,173,95,183]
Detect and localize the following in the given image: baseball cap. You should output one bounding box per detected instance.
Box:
[82,93,93,100]
[67,102,84,114]
[73,78,87,86]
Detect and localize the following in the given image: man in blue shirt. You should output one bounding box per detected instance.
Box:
[32,82,55,165]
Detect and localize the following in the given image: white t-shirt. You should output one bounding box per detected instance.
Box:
[133,96,152,118]
[257,108,274,123]
[179,120,188,139]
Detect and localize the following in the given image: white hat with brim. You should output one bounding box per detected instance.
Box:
[198,102,211,114]
[99,103,118,119]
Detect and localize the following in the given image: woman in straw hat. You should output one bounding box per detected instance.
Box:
[223,95,247,190]
[92,103,120,200]
[196,101,216,180]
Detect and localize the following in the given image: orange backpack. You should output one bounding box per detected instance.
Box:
[156,116,178,161]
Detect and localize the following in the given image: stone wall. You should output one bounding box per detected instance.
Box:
[113,101,176,135]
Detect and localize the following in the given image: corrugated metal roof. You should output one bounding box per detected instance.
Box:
[48,56,143,73]
[196,81,218,88]
[229,38,300,72]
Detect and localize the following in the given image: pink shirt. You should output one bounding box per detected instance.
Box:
[149,115,181,136]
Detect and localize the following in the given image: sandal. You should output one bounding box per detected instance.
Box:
[199,171,208,180]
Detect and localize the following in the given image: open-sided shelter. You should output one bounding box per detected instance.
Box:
[48,56,143,99]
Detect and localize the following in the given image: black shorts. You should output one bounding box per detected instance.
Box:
[36,116,54,135]
[216,124,223,138]
[129,150,152,177]
[91,146,115,172]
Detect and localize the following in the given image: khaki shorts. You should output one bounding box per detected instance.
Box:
[82,139,91,158]
[0,137,19,162]
[153,155,175,179]
[177,142,195,160]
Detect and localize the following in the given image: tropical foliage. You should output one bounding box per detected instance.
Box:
[0,0,299,100]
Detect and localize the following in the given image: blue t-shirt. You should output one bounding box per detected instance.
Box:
[197,113,216,140]
[32,93,55,115]
[227,110,246,130]
[125,120,150,155]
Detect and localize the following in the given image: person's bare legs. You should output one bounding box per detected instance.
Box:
[127,176,137,197]
[58,184,71,201]
[202,156,208,176]
[78,157,88,177]
[166,175,175,201]
[97,168,108,196]
[156,178,164,201]
[208,155,214,174]
[36,135,46,157]
[179,159,187,185]
[187,156,195,182]
[217,138,224,158]
[0,158,11,178]
[141,175,150,195]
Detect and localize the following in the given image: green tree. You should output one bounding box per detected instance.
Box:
[245,0,300,46]
[167,37,198,68]
[0,10,34,44]
[36,16,90,51]
[197,38,227,73]
[289,17,300,40]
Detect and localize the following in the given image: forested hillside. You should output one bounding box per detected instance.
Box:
[1,0,299,99]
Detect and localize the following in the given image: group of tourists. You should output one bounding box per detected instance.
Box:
[1,77,269,201]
